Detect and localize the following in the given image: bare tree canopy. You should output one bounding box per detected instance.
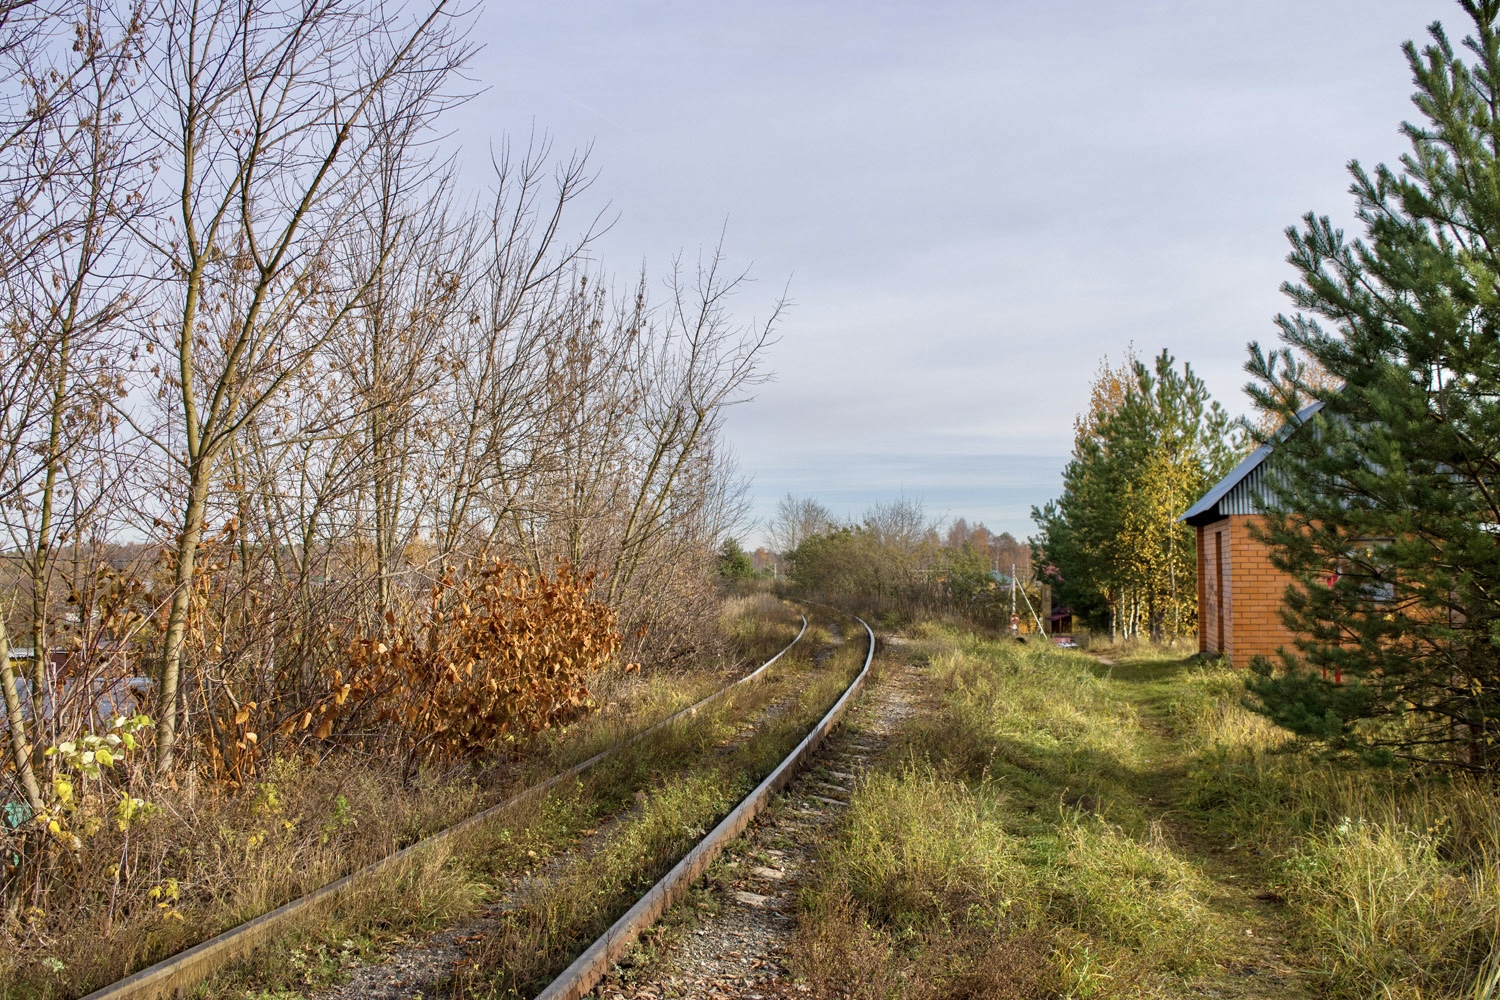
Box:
[0,0,782,934]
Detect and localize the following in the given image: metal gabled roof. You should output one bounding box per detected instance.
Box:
[1180,401,1323,526]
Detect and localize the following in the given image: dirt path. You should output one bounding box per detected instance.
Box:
[1089,653,1316,999]
[587,640,922,1000]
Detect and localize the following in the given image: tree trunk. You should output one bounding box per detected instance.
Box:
[1,613,43,811]
[28,323,72,757]
[156,467,211,773]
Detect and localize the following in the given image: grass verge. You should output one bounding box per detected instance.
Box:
[793,625,1500,1000]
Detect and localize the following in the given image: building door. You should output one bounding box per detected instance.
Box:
[1214,529,1225,654]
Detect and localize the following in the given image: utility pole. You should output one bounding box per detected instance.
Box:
[1010,563,1019,636]
[1012,564,1049,637]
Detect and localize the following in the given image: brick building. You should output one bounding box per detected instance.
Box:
[1180,407,1320,667]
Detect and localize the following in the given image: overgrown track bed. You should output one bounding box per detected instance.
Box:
[76,610,821,1000]
[585,630,918,1000]
[526,612,876,1000]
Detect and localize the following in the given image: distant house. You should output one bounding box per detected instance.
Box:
[1,644,149,730]
[1180,405,1320,667]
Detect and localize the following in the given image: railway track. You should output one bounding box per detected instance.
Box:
[81,610,823,1000]
[590,630,921,999]
[531,612,875,1000]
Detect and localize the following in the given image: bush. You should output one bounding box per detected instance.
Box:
[344,559,623,765]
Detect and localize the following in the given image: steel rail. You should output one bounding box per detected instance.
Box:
[80,615,809,1000]
[535,613,876,1000]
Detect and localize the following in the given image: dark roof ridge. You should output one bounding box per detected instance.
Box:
[1179,401,1323,525]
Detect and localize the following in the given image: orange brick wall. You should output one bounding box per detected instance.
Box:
[1197,515,1301,668]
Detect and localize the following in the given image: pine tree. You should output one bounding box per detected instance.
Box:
[717,538,755,580]
[1246,1,1500,771]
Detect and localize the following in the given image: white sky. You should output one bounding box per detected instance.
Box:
[450,0,1455,546]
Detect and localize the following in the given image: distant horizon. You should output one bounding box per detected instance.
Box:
[453,1,1453,552]
[737,451,1067,550]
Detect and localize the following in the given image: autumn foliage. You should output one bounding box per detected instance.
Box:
[345,560,624,764]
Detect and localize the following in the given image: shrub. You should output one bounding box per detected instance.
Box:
[344,559,623,765]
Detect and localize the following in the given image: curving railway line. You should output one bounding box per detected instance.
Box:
[79,606,878,1000]
[534,613,875,1000]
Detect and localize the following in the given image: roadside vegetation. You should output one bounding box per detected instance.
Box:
[795,625,1500,999]
[0,0,784,991]
[0,597,807,999]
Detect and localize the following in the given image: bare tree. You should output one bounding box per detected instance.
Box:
[0,0,784,804]
[767,493,835,556]
[862,495,934,600]
[0,0,146,810]
[134,0,474,769]
[604,246,780,606]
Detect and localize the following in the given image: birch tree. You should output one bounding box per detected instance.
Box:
[1033,350,1240,640]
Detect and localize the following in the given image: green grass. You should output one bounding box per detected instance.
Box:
[795,625,1500,999]
[1162,652,1500,999]
[797,628,1232,998]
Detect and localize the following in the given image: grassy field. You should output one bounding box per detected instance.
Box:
[794,624,1500,999]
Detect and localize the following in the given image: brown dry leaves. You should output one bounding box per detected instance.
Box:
[345,559,623,763]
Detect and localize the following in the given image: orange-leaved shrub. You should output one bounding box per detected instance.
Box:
[345,559,625,764]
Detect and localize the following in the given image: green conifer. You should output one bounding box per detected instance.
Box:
[1246,1,1500,770]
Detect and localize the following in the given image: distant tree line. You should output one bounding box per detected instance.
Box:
[768,494,1039,623]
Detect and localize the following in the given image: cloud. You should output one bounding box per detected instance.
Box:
[453,0,1454,548]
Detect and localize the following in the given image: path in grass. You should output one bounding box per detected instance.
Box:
[1086,651,1314,999]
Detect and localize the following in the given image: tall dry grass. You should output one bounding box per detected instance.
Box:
[1172,660,1500,999]
[0,597,805,1000]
